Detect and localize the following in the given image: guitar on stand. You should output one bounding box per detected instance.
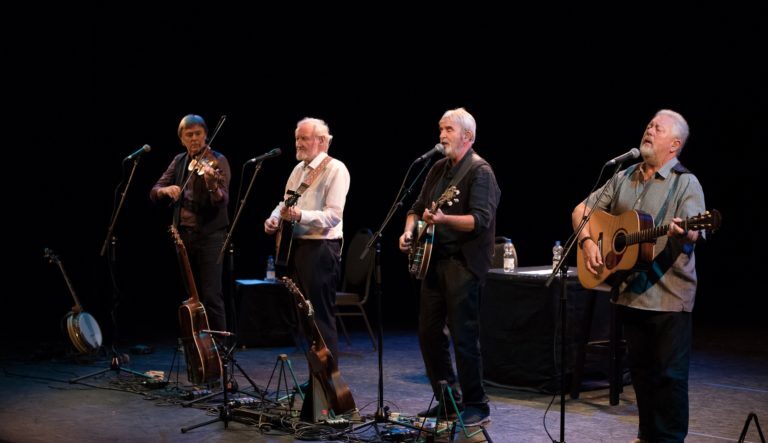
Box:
[577,208,721,289]
[170,225,223,385]
[408,186,460,279]
[44,248,103,354]
[275,190,300,267]
[280,277,357,422]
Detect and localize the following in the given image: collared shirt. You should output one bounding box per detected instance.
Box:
[409,149,501,280]
[584,157,706,312]
[270,151,350,240]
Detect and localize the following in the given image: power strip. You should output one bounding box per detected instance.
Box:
[323,418,350,429]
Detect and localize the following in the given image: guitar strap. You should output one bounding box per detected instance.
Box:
[289,155,333,200]
[626,162,691,293]
[432,151,478,203]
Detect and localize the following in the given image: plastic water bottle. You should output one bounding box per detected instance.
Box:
[552,240,563,270]
[265,255,276,281]
[503,239,516,273]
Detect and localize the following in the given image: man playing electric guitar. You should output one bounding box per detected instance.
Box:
[571,109,708,443]
[399,108,500,427]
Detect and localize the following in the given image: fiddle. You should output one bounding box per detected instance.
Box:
[188,147,220,176]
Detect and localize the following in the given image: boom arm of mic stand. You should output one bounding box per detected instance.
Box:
[361,158,432,259]
[100,156,143,257]
[217,161,264,263]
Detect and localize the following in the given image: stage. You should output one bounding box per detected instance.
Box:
[0,326,765,442]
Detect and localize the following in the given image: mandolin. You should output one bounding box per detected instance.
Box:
[170,225,223,385]
[280,277,356,419]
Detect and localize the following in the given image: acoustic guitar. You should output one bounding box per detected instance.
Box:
[280,276,356,418]
[275,191,300,267]
[408,186,460,279]
[169,225,223,385]
[44,248,103,354]
[577,209,721,289]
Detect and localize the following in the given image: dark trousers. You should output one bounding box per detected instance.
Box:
[418,257,488,407]
[179,228,227,332]
[289,239,342,364]
[622,306,691,443]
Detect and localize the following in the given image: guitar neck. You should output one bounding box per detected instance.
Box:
[626,217,698,246]
[625,224,670,246]
[178,249,201,302]
[170,226,202,303]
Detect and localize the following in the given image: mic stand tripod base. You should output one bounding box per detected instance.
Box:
[180,344,250,433]
[69,354,152,384]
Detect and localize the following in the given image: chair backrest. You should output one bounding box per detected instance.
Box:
[341,228,375,301]
[492,235,518,269]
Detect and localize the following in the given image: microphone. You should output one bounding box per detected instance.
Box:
[605,148,640,166]
[246,147,282,163]
[414,143,445,163]
[201,329,236,337]
[123,144,151,162]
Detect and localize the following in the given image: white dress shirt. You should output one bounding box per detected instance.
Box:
[270,151,350,240]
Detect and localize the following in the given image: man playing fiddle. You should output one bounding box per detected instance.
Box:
[151,114,231,331]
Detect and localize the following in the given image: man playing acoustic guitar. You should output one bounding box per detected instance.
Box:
[572,109,708,443]
[264,117,350,373]
[399,108,500,427]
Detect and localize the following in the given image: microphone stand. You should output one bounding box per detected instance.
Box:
[544,161,624,443]
[73,155,150,384]
[217,161,264,264]
[357,158,432,436]
[100,156,142,257]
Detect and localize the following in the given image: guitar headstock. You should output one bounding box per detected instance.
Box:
[436,186,460,210]
[169,225,187,252]
[284,190,300,207]
[280,276,314,317]
[43,248,60,264]
[687,209,722,233]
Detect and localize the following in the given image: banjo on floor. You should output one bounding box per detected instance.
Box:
[44,248,103,354]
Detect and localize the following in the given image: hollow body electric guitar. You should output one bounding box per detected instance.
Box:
[280,277,356,417]
[44,248,103,354]
[577,209,721,289]
[275,191,300,267]
[170,225,223,385]
[408,186,460,280]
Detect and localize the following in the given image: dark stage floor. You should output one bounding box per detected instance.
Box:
[1,326,766,442]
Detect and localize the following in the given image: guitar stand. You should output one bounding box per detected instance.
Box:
[181,335,265,407]
[69,347,151,384]
[263,353,303,408]
[411,381,493,443]
[738,412,765,443]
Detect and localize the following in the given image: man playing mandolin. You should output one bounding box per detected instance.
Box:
[572,109,707,443]
[399,107,500,427]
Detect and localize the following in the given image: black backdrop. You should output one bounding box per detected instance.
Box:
[10,6,762,349]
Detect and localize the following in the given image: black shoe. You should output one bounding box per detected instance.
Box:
[459,404,491,426]
[417,402,462,419]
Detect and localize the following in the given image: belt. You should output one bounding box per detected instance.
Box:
[294,238,342,244]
